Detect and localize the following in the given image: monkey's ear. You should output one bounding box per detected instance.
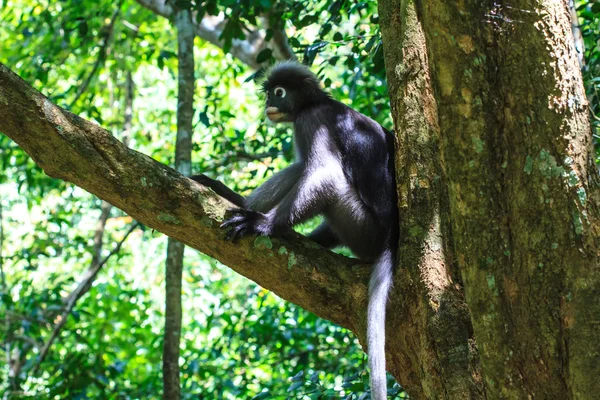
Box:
[303,76,323,94]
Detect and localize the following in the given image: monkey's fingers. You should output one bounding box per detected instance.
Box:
[221,208,249,226]
[224,223,248,242]
[220,215,247,229]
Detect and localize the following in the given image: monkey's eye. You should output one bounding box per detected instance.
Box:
[274,87,286,98]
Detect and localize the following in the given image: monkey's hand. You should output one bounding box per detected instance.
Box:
[221,208,273,242]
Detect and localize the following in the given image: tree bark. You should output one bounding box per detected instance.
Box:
[379,0,600,398]
[378,1,483,398]
[162,8,195,400]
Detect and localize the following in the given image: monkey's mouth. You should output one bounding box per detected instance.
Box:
[266,107,286,122]
[266,112,285,121]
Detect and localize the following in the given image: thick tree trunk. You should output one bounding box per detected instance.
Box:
[379,0,600,398]
[378,1,482,398]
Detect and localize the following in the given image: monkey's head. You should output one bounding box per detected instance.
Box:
[261,61,329,123]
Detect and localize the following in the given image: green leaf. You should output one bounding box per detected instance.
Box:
[365,36,377,52]
[288,37,301,47]
[174,0,194,9]
[303,41,328,65]
[291,370,304,381]
[256,48,273,63]
[251,391,271,400]
[78,21,88,37]
[220,110,235,118]
[199,111,210,127]
[265,28,274,41]
[287,380,304,392]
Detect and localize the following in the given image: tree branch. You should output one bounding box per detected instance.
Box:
[569,0,585,69]
[134,0,296,69]
[0,63,369,337]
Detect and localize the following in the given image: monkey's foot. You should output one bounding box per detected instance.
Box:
[221,208,272,242]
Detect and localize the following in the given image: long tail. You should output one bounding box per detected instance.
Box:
[189,174,246,207]
[368,248,394,400]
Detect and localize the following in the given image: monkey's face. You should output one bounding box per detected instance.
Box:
[265,86,295,123]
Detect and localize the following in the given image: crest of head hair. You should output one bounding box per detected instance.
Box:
[261,61,325,96]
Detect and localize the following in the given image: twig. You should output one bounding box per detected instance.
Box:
[32,222,139,375]
[0,198,11,399]
[0,197,5,288]
[265,14,297,61]
[13,335,43,349]
[3,311,46,325]
[69,1,123,108]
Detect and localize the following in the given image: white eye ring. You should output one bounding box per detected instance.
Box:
[274,87,286,98]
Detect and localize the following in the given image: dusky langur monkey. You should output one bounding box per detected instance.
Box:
[192,62,398,399]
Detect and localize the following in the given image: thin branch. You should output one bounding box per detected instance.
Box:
[0,197,5,290]
[264,14,297,62]
[69,1,123,107]
[134,0,295,69]
[12,335,43,349]
[3,311,47,325]
[32,222,139,375]
[569,0,585,69]
[0,196,11,399]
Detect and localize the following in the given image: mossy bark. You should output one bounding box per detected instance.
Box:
[379,0,600,398]
[379,0,483,398]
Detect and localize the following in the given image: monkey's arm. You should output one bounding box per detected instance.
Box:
[246,163,304,213]
[189,174,246,207]
[267,166,338,229]
[222,168,333,241]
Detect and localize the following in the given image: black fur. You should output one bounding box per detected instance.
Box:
[189,174,246,207]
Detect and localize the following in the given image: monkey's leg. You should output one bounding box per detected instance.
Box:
[189,174,246,207]
[308,222,341,249]
[246,163,303,213]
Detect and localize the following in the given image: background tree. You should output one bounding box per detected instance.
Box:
[162,5,195,400]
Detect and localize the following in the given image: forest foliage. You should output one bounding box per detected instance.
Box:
[0,0,598,398]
